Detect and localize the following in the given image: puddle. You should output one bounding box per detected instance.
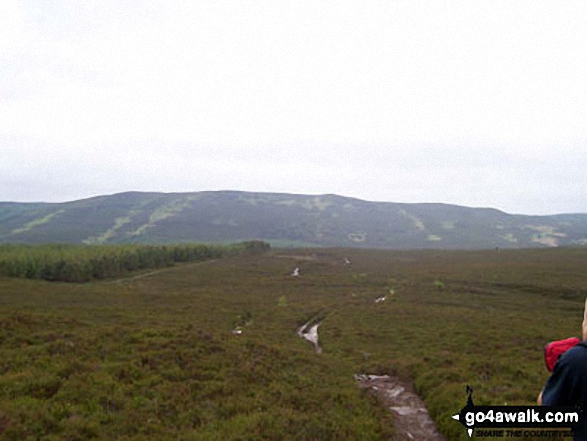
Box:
[297,321,322,353]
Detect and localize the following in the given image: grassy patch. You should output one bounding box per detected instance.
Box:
[11,210,65,235]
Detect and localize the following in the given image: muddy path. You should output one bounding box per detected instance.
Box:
[296,320,445,439]
[355,374,446,440]
[105,259,219,283]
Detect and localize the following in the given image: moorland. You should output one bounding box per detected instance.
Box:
[1,244,586,440]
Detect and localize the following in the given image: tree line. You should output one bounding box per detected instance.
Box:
[0,240,270,282]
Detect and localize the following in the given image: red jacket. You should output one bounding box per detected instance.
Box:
[544,337,581,372]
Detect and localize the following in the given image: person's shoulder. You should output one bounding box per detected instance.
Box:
[560,342,587,364]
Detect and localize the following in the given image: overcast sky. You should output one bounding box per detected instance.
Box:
[1,1,586,214]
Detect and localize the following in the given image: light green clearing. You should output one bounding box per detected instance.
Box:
[83,216,132,244]
[128,198,194,237]
[526,225,567,247]
[399,209,425,231]
[441,221,455,230]
[11,210,65,235]
[500,234,518,243]
[427,235,442,241]
[532,236,559,247]
[348,232,366,242]
[149,199,193,223]
[302,197,332,212]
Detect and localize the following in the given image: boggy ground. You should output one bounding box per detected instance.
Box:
[1,247,587,440]
[355,374,446,441]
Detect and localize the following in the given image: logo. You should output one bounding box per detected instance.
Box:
[452,386,581,438]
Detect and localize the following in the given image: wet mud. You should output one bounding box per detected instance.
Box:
[355,374,446,441]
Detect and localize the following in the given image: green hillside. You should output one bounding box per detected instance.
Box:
[1,191,587,248]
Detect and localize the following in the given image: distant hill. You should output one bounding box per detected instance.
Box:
[1,191,587,249]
